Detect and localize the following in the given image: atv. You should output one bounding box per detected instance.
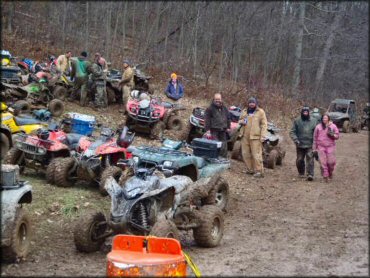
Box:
[1,164,33,262]
[231,122,286,169]
[327,99,361,133]
[187,106,241,150]
[4,122,85,180]
[1,50,23,85]
[125,95,189,140]
[52,126,134,194]
[128,137,230,211]
[1,80,65,117]
[361,104,369,130]
[1,102,49,158]
[73,160,225,253]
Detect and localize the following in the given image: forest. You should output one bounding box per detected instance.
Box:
[1,1,369,105]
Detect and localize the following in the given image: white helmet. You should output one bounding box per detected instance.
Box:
[130,90,140,99]
[139,92,149,101]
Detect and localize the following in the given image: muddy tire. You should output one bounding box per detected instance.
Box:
[1,133,10,159]
[46,158,63,184]
[99,166,122,196]
[150,121,165,140]
[2,208,31,262]
[342,120,350,133]
[14,100,31,113]
[48,99,65,117]
[54,157,76,187]
[167,115,184,131]
[74,211,107,253]
[52,86,68,101]
[266,149,278,169]
[4,147,25,173]
[106,87,116,104]
[204,177,230,212]
[150,219,180,240]
[231,140,242,160]
[193,205,224,248]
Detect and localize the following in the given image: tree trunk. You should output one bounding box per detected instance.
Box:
[122,1,128,55]
[105,2,113,60]
[291,2,306,97]
[313,5,344,99]
[193,4,201,79]
[62,1,68,51]
[85,2,89,52]
[7,1,15,33]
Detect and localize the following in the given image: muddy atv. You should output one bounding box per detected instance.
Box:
[4,122,86,179]
[1,81,65,117]
[52,127,134,194]
[125,95,189,140]
[1,65,23,85]
[47,73,74,101]
[1,164,33,262]
[73,160,225,253]
[231,122,286,169]
[327,99,360,133]
[187,106,241,150]
[128,138,230,211]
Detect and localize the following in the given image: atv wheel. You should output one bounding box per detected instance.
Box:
[266,149,278,169]
[167,115,184,131]
[106,87,116,104]
[74,211,108,253]
[150,121,165,140]
[54,157,76,187]
[46,158,63,184]
[2,208,31,263]
[14,100,31,113]
[4,147,25,173]
[150,219,180,240]
[204,177,230,212]
[231,140,242,160]
[342,120,350,133]
[193,205,224,248]
[100,166,122,196]
[48,99,65,117]
[1,133,10,159]
[52,86,68,101]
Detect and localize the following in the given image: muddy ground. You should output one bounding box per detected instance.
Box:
[1,101,368,276]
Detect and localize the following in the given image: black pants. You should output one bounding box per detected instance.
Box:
[296,147,314,176]
[210,129,228,158]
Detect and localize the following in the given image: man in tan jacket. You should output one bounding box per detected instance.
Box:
[56,51,72,74]
[119,60,134,113]
[239,97,268,177]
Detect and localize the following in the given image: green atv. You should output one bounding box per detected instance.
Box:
[1,81,65,117]
[126,138,230,211]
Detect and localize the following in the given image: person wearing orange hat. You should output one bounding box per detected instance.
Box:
[165,72,184,101]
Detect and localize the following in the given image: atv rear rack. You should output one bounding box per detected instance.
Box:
[136,146,190,157]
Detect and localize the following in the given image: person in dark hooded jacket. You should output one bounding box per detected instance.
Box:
[290,106,318,181]
[165,73,184,101]
[204,93,230,157]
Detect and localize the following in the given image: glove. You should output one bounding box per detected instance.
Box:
[294,139,300,146]
[204,131,212,140]
[312,150,319,161]
[327,127,336,139]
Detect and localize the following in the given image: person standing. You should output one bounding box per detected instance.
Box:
[165,73,184,101]
[69,51,91,106]
[313,114,339,182]
[290,106,318,181]
[238,97,267,178]
[204,93,230,158]
[56,51,72,74]
[118,60,134,113]
[87,60,107,109]
[94,53,109,73]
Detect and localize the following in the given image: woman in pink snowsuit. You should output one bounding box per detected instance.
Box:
[313,114,339,182]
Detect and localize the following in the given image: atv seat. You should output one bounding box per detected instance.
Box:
[15,116,44,126]
[65,133,85,149]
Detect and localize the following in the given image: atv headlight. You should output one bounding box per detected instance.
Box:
[37,148,46,154]
[16,141,23,148]
[163,161,173,168]
[132,156,139,164]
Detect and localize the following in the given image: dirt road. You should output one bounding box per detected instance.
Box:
[1,108,368,276]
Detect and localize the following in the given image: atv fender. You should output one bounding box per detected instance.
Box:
[1,125,13,147]
[1,183,32,246]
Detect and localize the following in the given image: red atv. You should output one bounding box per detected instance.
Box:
[52,126,134,195]
[125,94,189,140]
[4,123,86,183]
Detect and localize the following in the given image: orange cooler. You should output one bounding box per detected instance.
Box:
[107,235,187,277]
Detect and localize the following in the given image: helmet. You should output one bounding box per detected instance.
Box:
[49,55,56,62]
[139,92,149,101]
[1,102,8,111]
[130,90,140,99]
[313,108,319,113]
[37,128,50,140]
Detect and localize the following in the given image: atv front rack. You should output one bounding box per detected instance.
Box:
[136,146,190,157]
